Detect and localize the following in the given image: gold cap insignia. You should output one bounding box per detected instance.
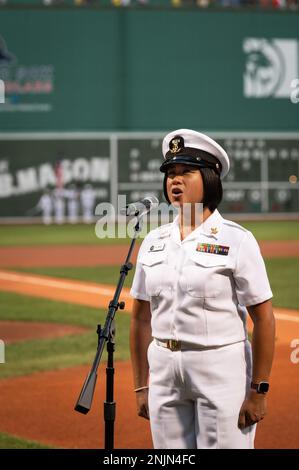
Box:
[169,135,184,154]
[210,227,218,235]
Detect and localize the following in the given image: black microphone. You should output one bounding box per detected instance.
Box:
[121,196,159,217]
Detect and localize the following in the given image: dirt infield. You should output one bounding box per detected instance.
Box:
[0,321,88,344]
[0,343,298,449]
[0,245,137,268]
[0,240,299,268]
[254,343,299,449]
[0,362,153,449]
[0,269,298,448]
[0,241,298,449]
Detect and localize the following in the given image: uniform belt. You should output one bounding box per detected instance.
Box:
[155,339,208,352]
[154,338,239,352]
[155,339,182,351]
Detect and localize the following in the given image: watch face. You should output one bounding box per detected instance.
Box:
[259,382,269,393]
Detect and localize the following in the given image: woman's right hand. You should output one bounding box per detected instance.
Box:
[136,389,150,420]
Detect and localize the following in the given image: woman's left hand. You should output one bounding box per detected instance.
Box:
[238,390,267,429]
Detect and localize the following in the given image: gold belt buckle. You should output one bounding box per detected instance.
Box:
[167,339,181,351]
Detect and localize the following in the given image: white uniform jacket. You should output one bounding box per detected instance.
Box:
[130,209,273,348]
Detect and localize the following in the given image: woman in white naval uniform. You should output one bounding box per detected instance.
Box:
[129,129,275,449]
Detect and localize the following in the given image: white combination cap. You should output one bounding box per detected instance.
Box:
[161,128,230,178]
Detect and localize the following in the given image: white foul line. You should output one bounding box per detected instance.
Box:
[0,270,131,299]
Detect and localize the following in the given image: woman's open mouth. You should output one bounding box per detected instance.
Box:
[171,187,183,197]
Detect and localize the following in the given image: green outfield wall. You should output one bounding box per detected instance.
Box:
[0,8,298,132]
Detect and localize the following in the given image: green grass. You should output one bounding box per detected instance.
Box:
[0,224,134,246]
[241,221,299,241]
[0,220,298,246]
[0,292,131,380]
[13,266,136,288]
[0,432,53,449]
[265,258,299,310]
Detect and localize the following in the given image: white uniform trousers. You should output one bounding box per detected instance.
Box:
[147,339,256,449]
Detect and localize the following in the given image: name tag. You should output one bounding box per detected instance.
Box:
[196,243,229,256]
[148,243,165,252]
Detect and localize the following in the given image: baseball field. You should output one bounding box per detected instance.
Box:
[0,220,298,449]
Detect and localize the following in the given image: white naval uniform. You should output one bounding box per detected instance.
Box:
[130,209,273,449]
[80,187,96,224]
[66,189,79,224]
[38,194,53,225]
[53,189,65,225]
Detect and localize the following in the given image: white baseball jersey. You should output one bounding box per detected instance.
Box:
[130,209,273,347]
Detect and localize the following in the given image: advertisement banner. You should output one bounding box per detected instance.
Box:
[0,10,298,132]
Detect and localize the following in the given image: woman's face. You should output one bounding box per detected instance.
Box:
[166,163,204,207]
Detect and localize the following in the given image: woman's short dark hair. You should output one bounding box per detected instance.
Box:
[163,166,223,212]
[199,167,223,212]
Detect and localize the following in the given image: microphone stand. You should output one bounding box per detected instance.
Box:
[74,214,144,450]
